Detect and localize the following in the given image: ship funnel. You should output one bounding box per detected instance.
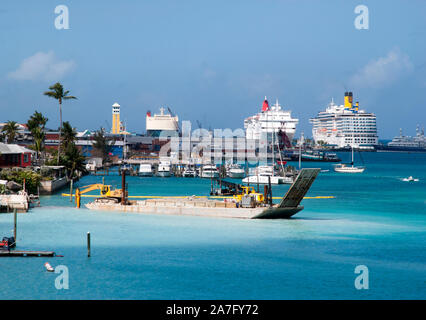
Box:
[344,91,353,109]
[262,97,269,112]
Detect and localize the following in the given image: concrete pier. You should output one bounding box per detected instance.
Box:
[0,192,29,212]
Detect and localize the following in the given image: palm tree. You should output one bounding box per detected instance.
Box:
[27,111,48,160]
[61,121,77,150]
[32,127,46,159]
[27,111,48,132]
[63,143,86,180]
[44,82,77,164]
[2,121,19,143]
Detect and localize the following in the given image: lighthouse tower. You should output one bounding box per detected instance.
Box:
[112,102,121,134]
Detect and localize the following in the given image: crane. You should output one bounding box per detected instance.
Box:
[167,106,181,135]
[74,184,127,208]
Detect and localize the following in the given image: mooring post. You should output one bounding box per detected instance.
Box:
[121,169,126,205]
[69,179,73,202]
[87,232,91,257]
[268,176,272,207]
[13,209,17,242]
[263,185,267,202]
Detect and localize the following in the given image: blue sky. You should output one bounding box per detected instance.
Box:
[0,0,425,138]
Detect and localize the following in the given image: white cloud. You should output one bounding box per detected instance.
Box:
[8,51,75,81]
[350,48,413,89]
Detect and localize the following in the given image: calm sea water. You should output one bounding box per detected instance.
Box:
[0,152,425,299]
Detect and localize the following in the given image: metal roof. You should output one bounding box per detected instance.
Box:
[0,143,35,154]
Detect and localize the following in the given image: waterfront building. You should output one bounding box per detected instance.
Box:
[0,143,34,168]
[310,92,378,149]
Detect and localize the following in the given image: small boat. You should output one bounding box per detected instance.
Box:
[157,160,171,177]
[334,164,365,173]
[200,164,219,178]
[334,146,365,173]
[226,164,246,179]
[138,164,153,177]
[243,166,293,184]
[402,176,419,182]
[182,167,197,177]
[44,262,54,272]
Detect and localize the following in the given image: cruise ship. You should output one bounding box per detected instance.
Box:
[244,97,298,143]
[146,107,179,137]
[310,92,378,149]
[377,126,426,152]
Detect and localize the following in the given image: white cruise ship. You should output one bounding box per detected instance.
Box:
[310,92,378,149]
[244,97,299,142]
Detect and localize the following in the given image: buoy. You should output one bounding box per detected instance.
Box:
[44,262,54,272]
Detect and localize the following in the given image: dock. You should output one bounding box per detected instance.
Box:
[0,250,55,257]
[0,192,29,212]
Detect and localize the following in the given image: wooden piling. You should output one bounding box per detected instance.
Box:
[121,169,126,205]
[13,209,17,242]
[264,185,268,204]
[69,179,73,202]
[268,176,272,207]
[87,232,91,257]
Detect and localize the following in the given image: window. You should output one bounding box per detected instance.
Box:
[23,154,29,163]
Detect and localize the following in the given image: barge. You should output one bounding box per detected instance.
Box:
[85,168,321,219]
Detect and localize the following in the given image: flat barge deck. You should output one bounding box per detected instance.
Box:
[85,168,321,219]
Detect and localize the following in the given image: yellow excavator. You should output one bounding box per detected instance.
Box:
[233,186,264,206]
[75,184,126,208]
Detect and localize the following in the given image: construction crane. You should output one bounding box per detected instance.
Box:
[74,184,127,208]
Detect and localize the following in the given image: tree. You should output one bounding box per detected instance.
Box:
[2,121,19,143]
[92,128,114,163]
[61,121,77,150]
[27,111,48,159]
[62,143,86,180]
[43,82,77,164]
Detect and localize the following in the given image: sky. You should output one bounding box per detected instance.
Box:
[0,0,425,138]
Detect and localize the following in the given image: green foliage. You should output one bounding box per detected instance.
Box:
[0,169,42,194]
[27,111,48,157]
[44,144,87,179]
[62,143,86,179]
[43,82,77,103]
[61,121,77,150]
[1,121,19,143]
[92,128,114,162]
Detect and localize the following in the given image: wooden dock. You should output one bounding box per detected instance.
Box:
[0,250,55,257]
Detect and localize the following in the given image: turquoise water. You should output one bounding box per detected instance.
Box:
[0,152,425,299]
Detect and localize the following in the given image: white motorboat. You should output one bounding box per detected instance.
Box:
[157,160,171,177]
[138,164,153,177]
[402,176,419,182]
[200,164,219,178]
[242,165,293,184]
[226,164,246,179]
[334,164,365,173]
[182,167,197,177]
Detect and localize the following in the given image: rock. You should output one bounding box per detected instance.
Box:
[6,181,22,191]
